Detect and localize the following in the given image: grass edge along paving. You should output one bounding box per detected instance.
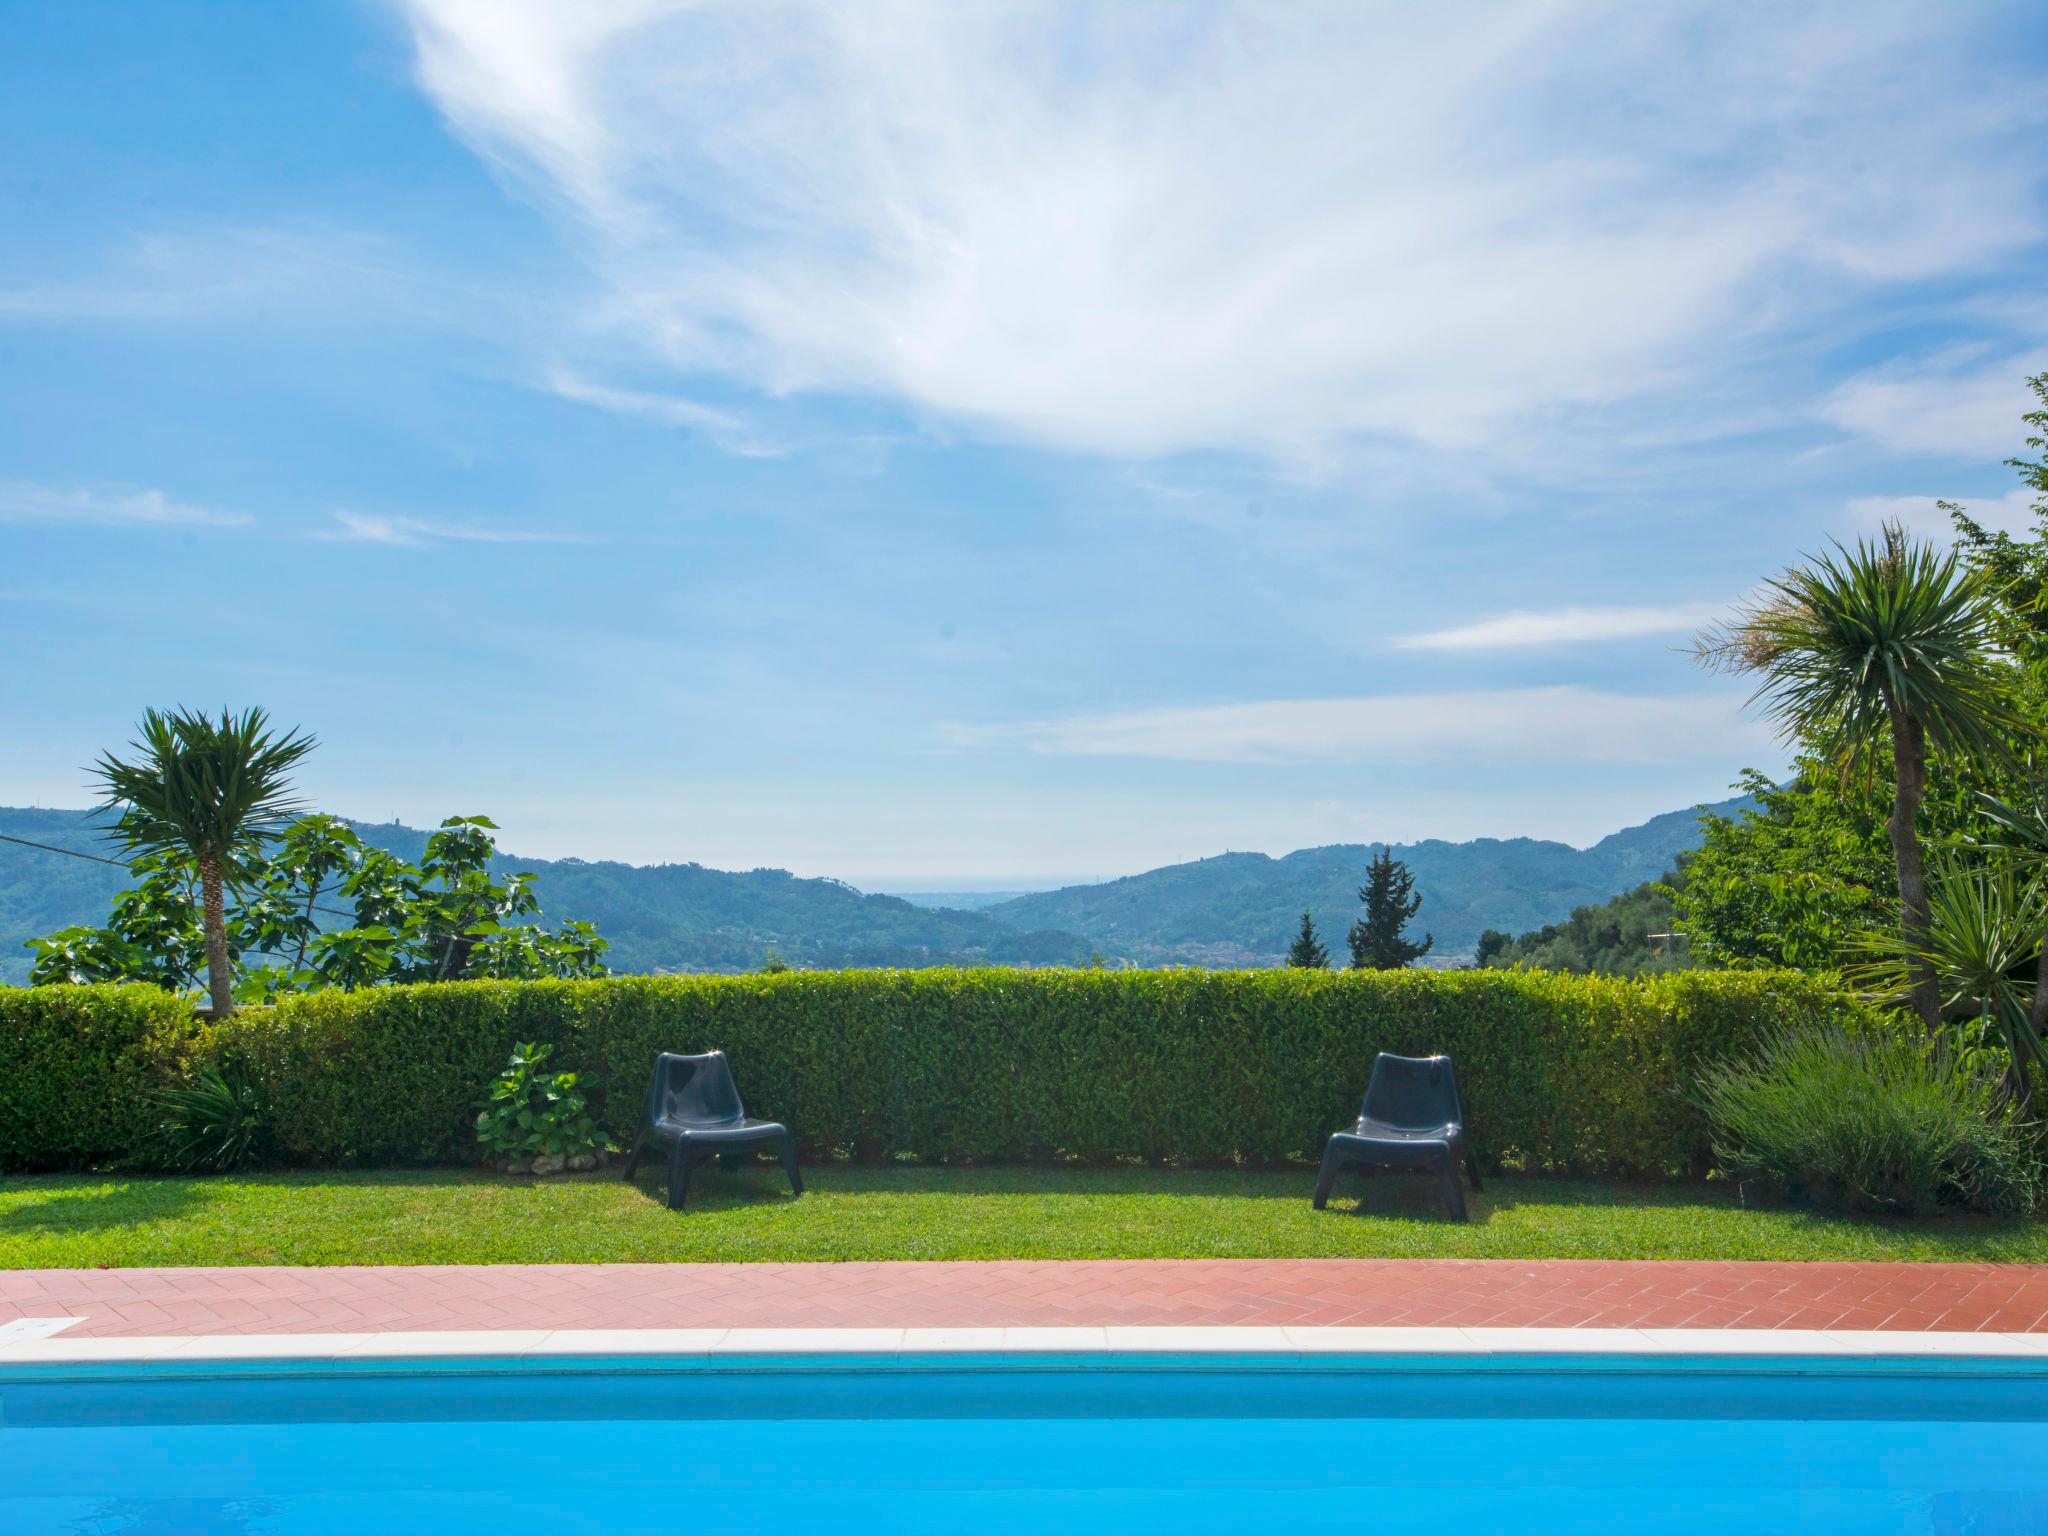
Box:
[3,1165,2046,1267]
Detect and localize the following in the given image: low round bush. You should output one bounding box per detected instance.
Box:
[475,1041,604,1167]
[1696,1022,2042,1216]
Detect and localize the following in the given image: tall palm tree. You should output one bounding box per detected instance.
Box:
[91,708,316,1016]
[1694,522,2014,1030]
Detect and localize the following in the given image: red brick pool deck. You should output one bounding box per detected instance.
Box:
[4,1260,2047,1338]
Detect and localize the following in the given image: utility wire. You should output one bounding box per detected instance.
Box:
[0,830,358,921]
[0,830,130,867]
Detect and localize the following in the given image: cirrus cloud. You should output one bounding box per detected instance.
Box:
[1396,605,1726,652]
[396,0,2048,465]
[0,481,250,528]
[321,511,594,547]
[1819,349,2048,460]
[944,686,1772,767]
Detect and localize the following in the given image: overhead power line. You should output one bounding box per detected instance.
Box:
[0,830,130,867]
[0,830,357,921]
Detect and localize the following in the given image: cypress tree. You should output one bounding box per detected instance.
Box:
[1286,910,1329,968]
[1348,846,1434,969]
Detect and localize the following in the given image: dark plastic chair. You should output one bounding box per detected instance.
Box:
[622,1050,803,1210]
[1313,1052,1482,1221]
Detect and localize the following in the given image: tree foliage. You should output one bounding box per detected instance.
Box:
[1286,910,1328,968]
[1348,847,1432,969]
[1679,373,2048,1089]
[88,707,316,1015]
[28,813,609,997]
[1692,521,2015,1027]
[1476,875,1689,976]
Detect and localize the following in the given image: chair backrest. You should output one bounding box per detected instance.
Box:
[1359,1052,1464,1132]
[648,1050,746,1127]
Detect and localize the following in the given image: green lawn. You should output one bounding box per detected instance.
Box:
[3,1165,2046,1266]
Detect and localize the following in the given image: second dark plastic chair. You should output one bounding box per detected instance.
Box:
[622,1050,803,1210]
[1312,1052,1482,1221]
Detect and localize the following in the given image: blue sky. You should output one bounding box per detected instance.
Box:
[3,2,2045,887]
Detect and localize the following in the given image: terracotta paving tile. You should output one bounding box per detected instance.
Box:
[2,1260,2046,1337]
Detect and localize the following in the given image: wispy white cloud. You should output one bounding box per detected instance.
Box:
[543,368,787,457]
[945,687,1769,767]
[0,482,249,528]
[398,1,2046,465]
[0,224,461,328]
[1819,349,2048,460]
[1396,604,1725,651]
[321,511,593,547]
[1839,487,2039,544]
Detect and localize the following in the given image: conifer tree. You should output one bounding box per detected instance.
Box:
[1286,910,1328,968]
[1348,846,1433,969]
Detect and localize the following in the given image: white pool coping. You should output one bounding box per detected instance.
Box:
[3,1325,2047,1365]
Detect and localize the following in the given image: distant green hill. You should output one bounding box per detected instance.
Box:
[0,808,1094,982]
[983,797,1752,966]
[2,795,1749,981]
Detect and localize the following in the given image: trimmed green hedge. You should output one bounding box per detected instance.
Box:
[1,969,1863,1176]
[0,984,197,1170]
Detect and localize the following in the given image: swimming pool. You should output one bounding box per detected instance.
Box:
[4,1349,2046,1534]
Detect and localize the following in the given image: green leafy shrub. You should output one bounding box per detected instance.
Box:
[151,1061,274,1172]
[1696,1022,2041,1215]
[475,1041,604,1166]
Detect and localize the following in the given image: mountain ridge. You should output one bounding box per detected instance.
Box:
[983,794,1753,965]
[0,808,1094,981]
[1,795,1751,980]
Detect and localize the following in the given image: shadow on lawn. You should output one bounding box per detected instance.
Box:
[0,1180,209,1234]
[619,1159,802,1213]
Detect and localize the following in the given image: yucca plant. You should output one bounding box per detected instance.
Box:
[152,1062,275,1172]
[1852,855,2048,1110]
[92,707,316,1016]
[1955,779,2048,1106]
[1694,522,2016,1029]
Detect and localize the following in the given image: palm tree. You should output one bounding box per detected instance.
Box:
[1694,522,2013,1030]
[91,708,316,1016]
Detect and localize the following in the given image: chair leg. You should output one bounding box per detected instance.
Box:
[1434,1152,1469,1223]
[781,1132,804,1196]
[622,1129,646,1182]
[1464,1148,1484,1192]
[1312,1144,1347,1209]
[666,1139,693,1210]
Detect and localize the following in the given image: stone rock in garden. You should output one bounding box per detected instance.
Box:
[565,1153,596,1172]
[530,1153,567,1175]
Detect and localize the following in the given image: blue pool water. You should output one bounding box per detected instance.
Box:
[4,1354,2047,1534]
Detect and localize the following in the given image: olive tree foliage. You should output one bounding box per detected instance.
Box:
[28,812,607,999]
